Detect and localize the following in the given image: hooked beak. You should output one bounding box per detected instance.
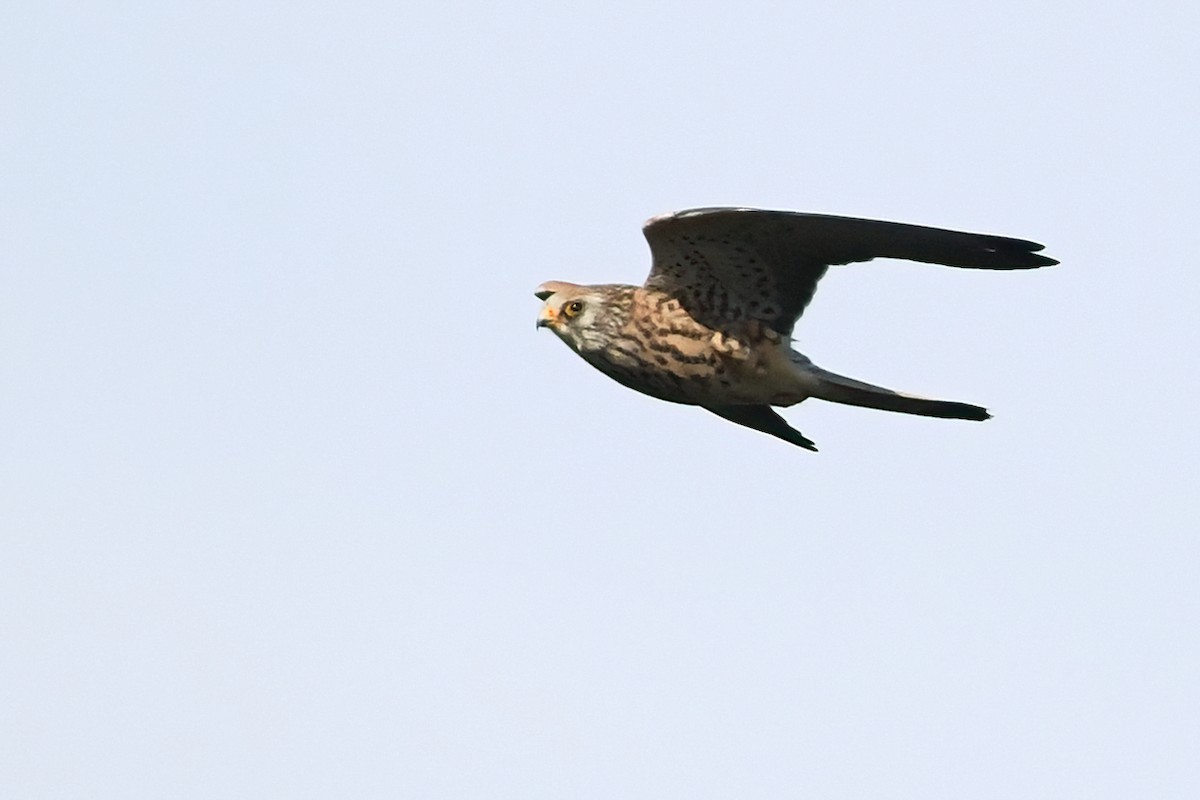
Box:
[536,305,558,330]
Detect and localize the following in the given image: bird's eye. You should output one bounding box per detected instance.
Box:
[563,300,584,318]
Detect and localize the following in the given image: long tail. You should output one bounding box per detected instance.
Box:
[808,367,990,421]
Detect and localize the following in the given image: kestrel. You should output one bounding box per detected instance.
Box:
[535,207,1056,451]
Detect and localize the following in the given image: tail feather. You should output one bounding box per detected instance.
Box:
[809,368,990,421]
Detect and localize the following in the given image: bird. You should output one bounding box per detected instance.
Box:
[534,207,1056,451]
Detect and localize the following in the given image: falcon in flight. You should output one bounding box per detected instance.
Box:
[535,207,1056,451]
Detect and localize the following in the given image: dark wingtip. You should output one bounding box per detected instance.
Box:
[789,431,819,451]
[992,238,1058,269]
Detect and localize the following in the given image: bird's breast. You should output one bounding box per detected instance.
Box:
[585,330,802,407]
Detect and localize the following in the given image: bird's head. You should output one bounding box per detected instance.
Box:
[534,281,631,353]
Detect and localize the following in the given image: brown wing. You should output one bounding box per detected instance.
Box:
[642,207,1057,336]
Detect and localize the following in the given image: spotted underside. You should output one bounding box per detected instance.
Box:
[580,286,784,407]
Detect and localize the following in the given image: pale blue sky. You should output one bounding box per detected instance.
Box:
[2,2,1198,798]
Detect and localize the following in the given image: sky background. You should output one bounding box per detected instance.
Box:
[3,1,1198,798]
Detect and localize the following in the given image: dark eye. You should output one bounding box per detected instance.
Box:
[563,300,584,318]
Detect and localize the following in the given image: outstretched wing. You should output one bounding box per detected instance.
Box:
[704,405,817,452]
[642,207,1057,336]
